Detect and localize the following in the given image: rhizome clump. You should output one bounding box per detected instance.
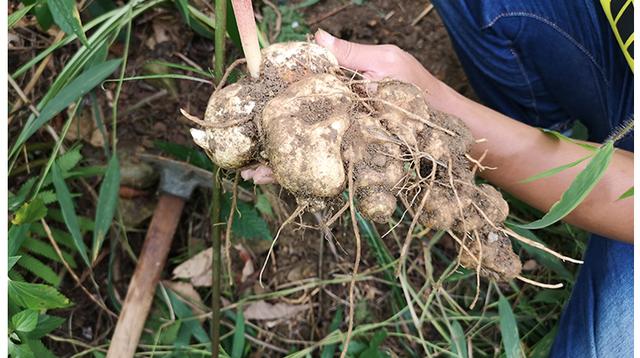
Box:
[185,41,575,293]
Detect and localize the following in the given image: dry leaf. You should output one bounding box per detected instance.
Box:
[235,244,254,283]
[89,128,105,147]
[243,301,310,321]
[172,248,213,287]
[65,114,95,142]
[522,259,538,271]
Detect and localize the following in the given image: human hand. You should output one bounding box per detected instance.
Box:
[314,29,444,97]
[240,164,275,184]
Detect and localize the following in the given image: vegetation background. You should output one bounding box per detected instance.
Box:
[8,0,622,357]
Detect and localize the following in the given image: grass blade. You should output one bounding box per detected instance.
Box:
[450,320,467,358]
[9,4,36,28]
[10,59,122,157]
[47,0,89,46]
[91,155,120,263]
[541,128,597,151]
[231,307,246,358]
[51,162,91,267]
[498,291,523,358]
[515,142,614,230]
[519,155,591,183]
[618,186,633,200]
[321,307,343,358]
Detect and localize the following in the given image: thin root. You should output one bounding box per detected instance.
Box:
[340,162,362,358]
[180,108,251,129]
[516,275,563,289]
[501,227,584,264]
[258,204,308,287]
[225,172,240,286]
[469,230,482,310]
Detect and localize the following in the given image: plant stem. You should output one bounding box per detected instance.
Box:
[213,0,227,79]
[231,0,262,78]
[211,1,227,356]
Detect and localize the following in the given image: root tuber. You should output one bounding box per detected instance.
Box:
[188,41,528,282]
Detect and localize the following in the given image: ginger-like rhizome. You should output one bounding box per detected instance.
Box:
[187,41,522,282]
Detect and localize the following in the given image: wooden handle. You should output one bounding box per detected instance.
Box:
[107,194,186,358]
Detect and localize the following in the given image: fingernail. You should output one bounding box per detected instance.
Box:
[315,28,334,45]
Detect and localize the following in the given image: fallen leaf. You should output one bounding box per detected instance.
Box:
[522,259,538,271]
[172,248,214,287]
[89,128,105,148]
[65,112,95,142]
[243,301,310,321]
[235,244,254,283]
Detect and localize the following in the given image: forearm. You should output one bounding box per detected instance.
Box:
[427,80,634,243]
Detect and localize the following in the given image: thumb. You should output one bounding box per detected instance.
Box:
[315,29,379,72]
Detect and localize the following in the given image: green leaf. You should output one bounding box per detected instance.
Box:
[153,140,212,170]
[231,307,246,358]
[222,193,271,240]
[23,237,77,268]
[450,321,468,358]
[36,191,57,205]
[8,280,72,310]
[52,162,91,267]
[10,59,122,157]
[255,194,274,218]
[541,128,597,151]
[9,3,36,28]
[360,331,388,358]
[9,177,37,212]
[23,337,56,358]
[618,186,633,200]
[46,209,95,233]
[34,3,54,31]
[9,224,31,257]
[519,155,591,183]
[175,0,191,26]
[48,0,89,46]
[17,254,61,286]
[12,310,39,333]
[12,198,47,225]
[92,155,120,262]
[529,325,558,358]
[320,307,343,358]
[515,142,614,230]
[498,292,523,358]
[166,289,209,344]
[26,314,66,339]
[9,256,22,271]
[9,338,35,358]
[225,0,242,49]
[56,145,83,173]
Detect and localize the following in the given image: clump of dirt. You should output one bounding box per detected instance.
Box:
[187,40,520,281]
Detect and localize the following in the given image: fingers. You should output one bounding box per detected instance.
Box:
[252,166,275,184]
[240,165,275,184]
[315,29,384,72]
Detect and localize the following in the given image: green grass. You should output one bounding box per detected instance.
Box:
[7,1,592,357]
